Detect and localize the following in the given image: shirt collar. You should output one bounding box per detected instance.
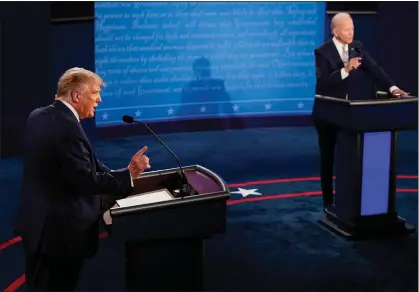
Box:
[59,100,80,122]
[332,36,348,51]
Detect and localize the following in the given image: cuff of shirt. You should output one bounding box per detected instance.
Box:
[341,68,349,79]
[389,86,399,93]
[129,172,134,187]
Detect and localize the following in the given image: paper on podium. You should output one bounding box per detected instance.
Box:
[116,188,174,208]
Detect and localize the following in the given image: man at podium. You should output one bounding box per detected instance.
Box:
[312,12,407,211]
[14,68,151,291]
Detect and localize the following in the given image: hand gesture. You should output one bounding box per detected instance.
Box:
[345,57,362,72]
[128,146,150,179]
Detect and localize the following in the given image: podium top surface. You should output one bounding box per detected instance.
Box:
[315,94,418,107]
[104,165,229,223]
[313,94,417,131]
[135,164,228,194]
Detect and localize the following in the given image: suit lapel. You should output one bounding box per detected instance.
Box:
[75,122,94,153]
[325,39,344,68]
[74,119,96,173]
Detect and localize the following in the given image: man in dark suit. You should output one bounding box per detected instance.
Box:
[14,67,151,291]
[311,13,407,211]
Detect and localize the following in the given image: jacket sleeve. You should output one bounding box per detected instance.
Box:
[59,130,132,197]
[357,42,395,91]
[96,157,134,187]
[315,49,345,92]
[95,157,112,173]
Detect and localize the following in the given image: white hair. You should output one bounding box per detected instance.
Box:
[330,12,352,30]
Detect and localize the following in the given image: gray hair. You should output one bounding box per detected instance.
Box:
[330,12,352,30]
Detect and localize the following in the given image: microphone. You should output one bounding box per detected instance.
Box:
[122,115,196,198]
[350,47,363,58]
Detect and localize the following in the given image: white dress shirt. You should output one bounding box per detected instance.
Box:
[332,37,398,94]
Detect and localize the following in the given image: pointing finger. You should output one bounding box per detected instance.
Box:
[134,146,148,158]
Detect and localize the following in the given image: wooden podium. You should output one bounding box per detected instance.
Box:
[313,94,417,239]
[102,165,229,291]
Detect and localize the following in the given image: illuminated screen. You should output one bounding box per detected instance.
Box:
[94,1,326,126]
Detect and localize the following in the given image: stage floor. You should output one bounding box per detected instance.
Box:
[1,126,417,291]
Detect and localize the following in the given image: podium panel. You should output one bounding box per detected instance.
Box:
[360,131,391,216]
[314,95,417,239]
[102,165,229,290]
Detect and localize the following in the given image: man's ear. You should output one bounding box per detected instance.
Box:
[70,90,80,103]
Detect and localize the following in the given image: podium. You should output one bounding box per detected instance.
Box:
[102,165,229,290]
[314,95,418,239]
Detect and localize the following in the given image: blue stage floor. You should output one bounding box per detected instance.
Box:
[0,126,417,291]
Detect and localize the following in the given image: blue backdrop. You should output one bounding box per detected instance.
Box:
[94,1,326,126]
[0,2,415,157]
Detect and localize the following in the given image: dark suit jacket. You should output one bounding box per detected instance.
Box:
[14,100,132,258]
[312,39,396,119]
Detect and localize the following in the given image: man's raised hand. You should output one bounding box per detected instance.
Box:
[128,146,151,178]
[344,57,362,72]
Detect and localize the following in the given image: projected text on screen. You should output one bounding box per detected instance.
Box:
[94,1,325,125]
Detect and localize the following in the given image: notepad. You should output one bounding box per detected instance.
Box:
[116,189,174,208]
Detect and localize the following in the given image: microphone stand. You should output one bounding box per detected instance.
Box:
[122,116,196,198]
[140,122,194,198]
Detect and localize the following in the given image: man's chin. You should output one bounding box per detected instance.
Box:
[84,113,95,119]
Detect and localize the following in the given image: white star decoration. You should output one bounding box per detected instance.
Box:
[200,106,206,112]
[232,104,239,112]
[297,102,304,109]
[230,188,262,197]
[102,112,109,120]
[265,103,272,110]
[135,110,142,117]
[168,108,174,115]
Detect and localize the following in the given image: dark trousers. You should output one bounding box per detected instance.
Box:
[25,252,84,291]
[314,118,338,206]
